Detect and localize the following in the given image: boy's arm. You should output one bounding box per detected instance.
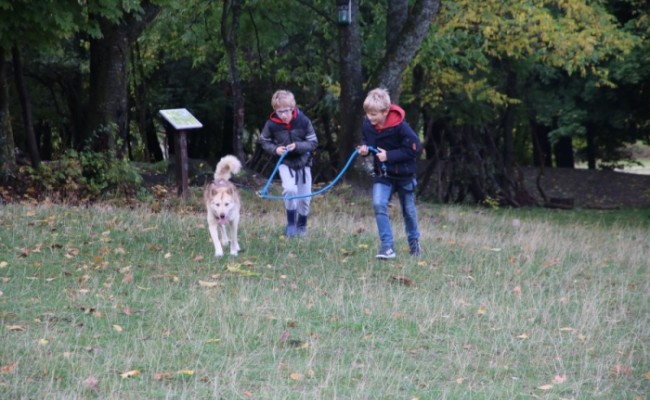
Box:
[258,122,278,155]
[385,122,421,162]
[293,119,318,154]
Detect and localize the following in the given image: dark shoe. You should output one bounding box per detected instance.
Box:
[296,214,308,237]
[376,247,396,259]
[285,225,297,237]
[409,240,421,257]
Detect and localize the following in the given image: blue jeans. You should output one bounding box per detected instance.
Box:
[372,179,420,251]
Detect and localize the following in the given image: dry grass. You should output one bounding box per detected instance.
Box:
[0,189,648,399]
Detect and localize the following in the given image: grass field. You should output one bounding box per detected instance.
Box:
[1,187,648,399]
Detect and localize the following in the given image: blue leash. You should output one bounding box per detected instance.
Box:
[258,146,381,200]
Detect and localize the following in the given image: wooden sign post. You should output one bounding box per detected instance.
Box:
[158,108,203,200]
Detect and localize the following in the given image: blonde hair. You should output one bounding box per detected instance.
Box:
[363,88,391,113]
[271,90,296,109]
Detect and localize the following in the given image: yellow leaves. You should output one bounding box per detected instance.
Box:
[0,261,8,268]
[225,263,260,277]
[198,280,219,288]
[38,338,49,346]
[536,373,567,392]
[477,304,488,315]
[5,325,25,332]
[120,369,141,378]
[112,324,123,333]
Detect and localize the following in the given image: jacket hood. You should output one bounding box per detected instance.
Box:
[269,108,298,126]
[377,104,405,131]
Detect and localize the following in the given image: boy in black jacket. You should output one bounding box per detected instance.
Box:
[358,88,422,259]
[259,90,319,237]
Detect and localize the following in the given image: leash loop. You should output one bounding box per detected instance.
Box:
[258,146,379,200]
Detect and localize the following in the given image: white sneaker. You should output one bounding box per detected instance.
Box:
[376,247,396,259]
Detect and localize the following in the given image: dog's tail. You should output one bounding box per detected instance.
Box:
[214,155,242,181]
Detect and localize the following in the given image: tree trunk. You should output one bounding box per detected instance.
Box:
[0,47,16,183]
[336,0,440,174]
[222,0,245,162]
[12,46,40,168]
[531,121,552,167]
[554,136,574,168]
[130,42,162,162]
[370,0,440,99]
[585,124,596,169]
[501,70,517,177]
[84,2,159,154]
[336,0,365,173]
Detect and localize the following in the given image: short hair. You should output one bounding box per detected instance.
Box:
[271,90,296,109]
[363,88,391,113]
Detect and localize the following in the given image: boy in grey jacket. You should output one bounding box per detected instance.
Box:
[259,90,319,237]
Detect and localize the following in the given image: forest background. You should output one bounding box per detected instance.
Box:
[0,0,648,207]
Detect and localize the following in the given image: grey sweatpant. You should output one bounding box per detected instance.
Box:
[278,164,312,216]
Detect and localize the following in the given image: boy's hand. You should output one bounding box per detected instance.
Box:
[358,145,369,156]
[276,143,295,155]
[376,147,387,162]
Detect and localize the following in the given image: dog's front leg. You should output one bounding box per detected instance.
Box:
[219,224,230,246]
[208,223,224,257]
[229,219,240,256]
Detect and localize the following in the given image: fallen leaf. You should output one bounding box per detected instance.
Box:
[153,372,173,380]
[537,384,553,390]
[199,280,219,288]
[512,286,522,297]
[477,304,487,315]
[553,374,567,384]
[390,275,414,286]
[120,369,141,378]
[612,364,632,376]
[164,253,172,259]
[38,338,49,346]
[5,325,25,331]
[644,371,650,380]
[289,372,303,380]
[0,261,8,268]
[1,361,17,374]
[193,255,204,262]
[516,332,529,339]
[113,324,123,332]
[82,376,100,391]
[122,273,133,284]
[177,369,194,376]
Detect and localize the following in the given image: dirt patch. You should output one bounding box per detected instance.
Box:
[520,166,650,209]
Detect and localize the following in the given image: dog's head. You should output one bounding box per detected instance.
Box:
[206,182,237,224]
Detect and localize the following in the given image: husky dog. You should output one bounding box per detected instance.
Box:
[204,155,242,257]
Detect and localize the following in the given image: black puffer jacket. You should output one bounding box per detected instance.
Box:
[362,105,421,181]
[259,108,318,170]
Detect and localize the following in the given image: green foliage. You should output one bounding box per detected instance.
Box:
[25,149,143,201]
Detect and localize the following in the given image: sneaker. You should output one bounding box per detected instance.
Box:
[409,240,421,257]
[376,247,396,259]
